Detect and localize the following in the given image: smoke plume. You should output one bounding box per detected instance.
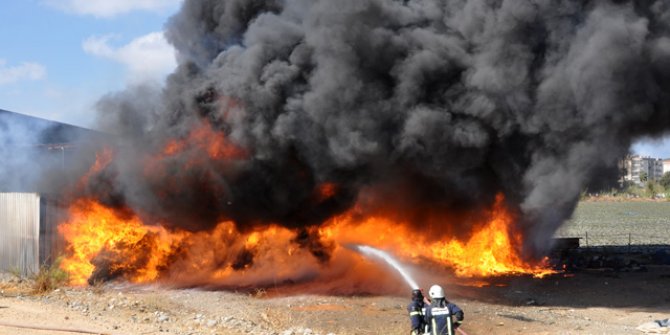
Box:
[85,0,670,257]
[0,109,102,193]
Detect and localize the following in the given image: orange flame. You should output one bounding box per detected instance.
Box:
[58,193,554,286]
[58,198,306,285]
[316,182,338,201]
[142,120,247,188]
[75,146,114,190]
[320,194,555,278]
[60,119,555,286]
[160,121,246,160]
[57,200,187,285]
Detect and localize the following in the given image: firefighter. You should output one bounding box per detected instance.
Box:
[407,289,427,335]
[424,284,464,335]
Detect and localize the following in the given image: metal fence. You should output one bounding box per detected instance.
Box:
[555,231,669,247]
[0,193,41,276]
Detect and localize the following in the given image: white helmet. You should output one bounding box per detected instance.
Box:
[428,285,445,299]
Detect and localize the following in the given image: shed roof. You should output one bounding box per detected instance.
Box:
[0,109,109,146]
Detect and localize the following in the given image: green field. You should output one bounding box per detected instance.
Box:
[554,201,670,246]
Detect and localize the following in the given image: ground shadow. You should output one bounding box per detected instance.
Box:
[448,265,670,313]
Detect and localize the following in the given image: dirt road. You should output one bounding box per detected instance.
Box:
[1,266,669,335]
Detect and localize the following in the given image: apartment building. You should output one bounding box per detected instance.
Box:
[622,155,665,185]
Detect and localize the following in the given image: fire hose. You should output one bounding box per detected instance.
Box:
[356,245,470,335]
[0,321,111,334]
[412,328,469,335]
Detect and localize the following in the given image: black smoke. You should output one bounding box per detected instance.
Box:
[85,0,670,256]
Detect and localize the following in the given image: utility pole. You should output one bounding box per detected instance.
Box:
[60,146,65,170]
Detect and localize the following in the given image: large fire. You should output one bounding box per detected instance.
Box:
[58,195,554,286]
[319,194,555,279]
[57,119,555,287]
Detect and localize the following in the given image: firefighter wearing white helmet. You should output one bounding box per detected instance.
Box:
[424,284,464,335]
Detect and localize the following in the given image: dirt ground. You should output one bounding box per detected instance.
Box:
[1,265,669,335]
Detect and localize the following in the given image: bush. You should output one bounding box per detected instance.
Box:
[645,181,665,198]
[31,258,69,295]
[660,172,670,191]
[624,185,645,198]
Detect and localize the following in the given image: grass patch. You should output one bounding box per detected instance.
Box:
[140,293,180,313]
[31,258,69,295]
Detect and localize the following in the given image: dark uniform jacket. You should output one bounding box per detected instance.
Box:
[407,300,426,334]
[424,299,464,335]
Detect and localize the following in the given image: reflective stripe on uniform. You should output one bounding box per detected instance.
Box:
[446,313,453,335]
[429,306,453,335]
[409,311,422,316]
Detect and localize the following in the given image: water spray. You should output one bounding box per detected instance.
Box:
[354,245,471,335]
[353,244,419,290]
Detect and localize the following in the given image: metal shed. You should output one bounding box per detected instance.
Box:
[0,193,62,276]
[0,109,107,277]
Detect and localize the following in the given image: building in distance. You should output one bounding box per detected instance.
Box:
[622,155,665,186]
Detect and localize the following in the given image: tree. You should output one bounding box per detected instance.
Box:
[660,172,670,191]
[640,171,648,183]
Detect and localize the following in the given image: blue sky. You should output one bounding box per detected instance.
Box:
[633,138,670,159]
[1,0,669,158]
[0,0,179,126]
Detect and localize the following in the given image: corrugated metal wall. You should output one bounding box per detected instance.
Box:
[40,197,65,266]
[0,193,41,276]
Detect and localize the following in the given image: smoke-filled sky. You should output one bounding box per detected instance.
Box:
[55,0,670,258]
[4,0,670,260]
[0,1,669,158]
[0,0,670,158]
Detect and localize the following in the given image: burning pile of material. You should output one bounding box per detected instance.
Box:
[59,192,554,287]
[50,0,670,292]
